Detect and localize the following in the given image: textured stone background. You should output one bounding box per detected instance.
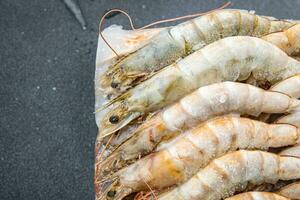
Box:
[1,0,299,199]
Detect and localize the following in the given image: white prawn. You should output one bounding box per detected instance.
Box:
[95,116,300,200]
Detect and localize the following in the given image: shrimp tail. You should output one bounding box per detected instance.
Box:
[95,176,132,200]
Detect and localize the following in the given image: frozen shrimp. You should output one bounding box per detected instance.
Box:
[225,192,289,200]
[277,181,300,200]
[100,82,300,173]
[262,23,300,57]
[158,150,300,200]
[98,36,300,137]
[100,9,294,94]
[95,116,300,200]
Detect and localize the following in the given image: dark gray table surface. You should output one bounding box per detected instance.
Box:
[1,0,299,199]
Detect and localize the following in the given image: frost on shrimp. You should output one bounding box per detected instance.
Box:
[158,150,300,200]
[97,36,300,137]
[225,192,289,200]
[99,9,295,95]
[95,116,300,200]
[100,82,300,174]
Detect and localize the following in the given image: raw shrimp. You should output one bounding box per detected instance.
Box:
[262,23,300,57]
[225,192,289,200]
[100,9,294,94]
[95,116,300,200]
[100,82,300,173]
[98,36,300,137]
[277,181,300,199]
[158,150,300,200]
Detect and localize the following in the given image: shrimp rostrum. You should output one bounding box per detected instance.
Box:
[95,116,300,200]
[98,36,300,137]
[100,82,300,174]
[158,150,300,200]
[99,9,295,94]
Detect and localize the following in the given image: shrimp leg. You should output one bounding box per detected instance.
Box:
[158,150,300,200]
[100,82,300,174]
[95,116,300,200]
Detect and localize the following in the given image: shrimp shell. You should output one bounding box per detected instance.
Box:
[158,150,300,200]
[262,23,300,57]
[100,82,300,174]
[277,181,300,199]
[225,192,289,200]
[98,36,300,137]
[95,116,300,200]
[100,9,294,95]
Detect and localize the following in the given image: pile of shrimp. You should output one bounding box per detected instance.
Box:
[94,7,300,200]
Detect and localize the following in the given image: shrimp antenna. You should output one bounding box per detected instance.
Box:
[98,1,232,57]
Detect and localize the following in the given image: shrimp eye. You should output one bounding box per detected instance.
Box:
[107,190,116,197]
[109,115,119,124]
[111,82,119,88]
